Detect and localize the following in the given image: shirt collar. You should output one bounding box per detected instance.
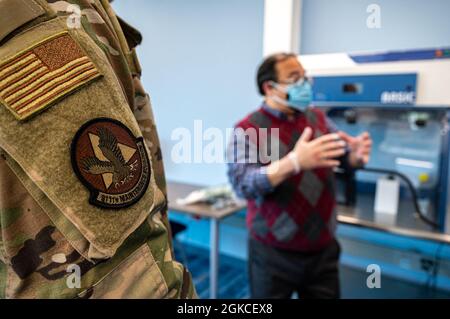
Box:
[261,102,302,122]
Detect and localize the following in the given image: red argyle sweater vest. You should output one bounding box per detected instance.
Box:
[237,107,337,252]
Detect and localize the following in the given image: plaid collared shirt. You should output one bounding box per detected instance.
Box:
[227,103,347,200]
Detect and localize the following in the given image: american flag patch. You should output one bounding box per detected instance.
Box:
[0,32,102,121]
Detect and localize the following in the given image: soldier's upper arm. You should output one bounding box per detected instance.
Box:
[0,2,164,260]
[0,223,4,264]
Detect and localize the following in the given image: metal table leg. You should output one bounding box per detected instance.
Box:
[210,218,219,299]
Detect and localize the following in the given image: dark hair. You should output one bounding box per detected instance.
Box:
[256,53,297,96]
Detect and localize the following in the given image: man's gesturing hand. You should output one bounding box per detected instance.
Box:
[266,127,347,188]
[291,127,347,170]
[338,131,372,168]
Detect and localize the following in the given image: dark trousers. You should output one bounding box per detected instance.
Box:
[248,238,341,299]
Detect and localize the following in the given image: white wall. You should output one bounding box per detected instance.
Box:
[113,0,265,186]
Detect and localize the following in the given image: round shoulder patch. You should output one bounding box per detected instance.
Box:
[71,118,151,209]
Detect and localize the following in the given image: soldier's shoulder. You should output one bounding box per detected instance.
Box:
[0,0,48,45]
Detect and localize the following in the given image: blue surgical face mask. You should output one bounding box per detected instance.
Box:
[271,79,313,111]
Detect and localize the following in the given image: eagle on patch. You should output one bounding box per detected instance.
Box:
[81,127,138,189]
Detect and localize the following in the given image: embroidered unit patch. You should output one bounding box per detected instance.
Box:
[0,32,102,121]
[71,118,151,209]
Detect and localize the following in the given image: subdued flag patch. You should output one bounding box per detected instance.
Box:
[0,32,102,121]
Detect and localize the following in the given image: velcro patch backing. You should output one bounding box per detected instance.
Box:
[0,32,102,121]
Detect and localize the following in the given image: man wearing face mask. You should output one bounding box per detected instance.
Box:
[227,53,372,299]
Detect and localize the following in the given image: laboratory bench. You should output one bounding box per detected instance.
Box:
[336,194,450,245]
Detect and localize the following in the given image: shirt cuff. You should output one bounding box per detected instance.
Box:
[256,166,275,195]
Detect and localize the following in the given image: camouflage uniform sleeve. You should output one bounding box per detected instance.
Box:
[0,216,5,267]
[0,0,196,299]
[113,8,198,299]
[0,258,5,299]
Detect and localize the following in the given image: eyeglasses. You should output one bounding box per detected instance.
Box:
[279,76,313,86]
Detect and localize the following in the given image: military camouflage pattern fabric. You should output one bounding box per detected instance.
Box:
[0,0,196,299]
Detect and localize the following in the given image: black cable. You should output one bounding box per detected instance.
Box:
[359,167,439,229]
[430,243,444,292]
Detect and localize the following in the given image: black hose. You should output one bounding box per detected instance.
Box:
[360,167,439,229]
